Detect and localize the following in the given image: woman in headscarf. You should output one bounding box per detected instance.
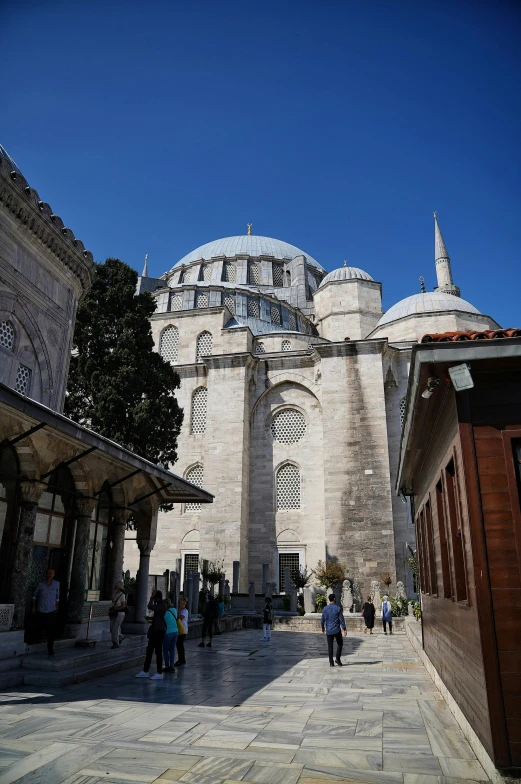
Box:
[381,595,393,635]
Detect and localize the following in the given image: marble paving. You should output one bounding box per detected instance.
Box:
[0,627,489,784]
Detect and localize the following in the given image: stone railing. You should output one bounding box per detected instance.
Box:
[0,605,14,632]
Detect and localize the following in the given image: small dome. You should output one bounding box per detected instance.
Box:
[319,266,374,286]
[171,235,324,272]
[377,292,481,327]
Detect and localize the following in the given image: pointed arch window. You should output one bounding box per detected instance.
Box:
[185,464,204,512]
[276,463,301,511]
[256,342,266,354]
[270,305,281,325]
[191,387,208,434]
[196,331,212,361]
[222,262,236,283]
[160,325,179,363]
[249,262,261,284]
[0,321,14,351]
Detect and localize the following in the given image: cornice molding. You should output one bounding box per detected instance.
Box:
[0,155,95,300]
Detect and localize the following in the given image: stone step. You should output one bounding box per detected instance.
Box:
[22,650,147,687]
[22,637,147,672]
[0,656,23,673]
[0,670,25,689]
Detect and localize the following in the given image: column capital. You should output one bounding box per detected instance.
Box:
[137,538,154,556]
[20,481,45,506]
[112,508,131,526]
[76,496,97,518]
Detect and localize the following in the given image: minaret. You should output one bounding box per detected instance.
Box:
[433,213,460,296]
[142,253,149,277]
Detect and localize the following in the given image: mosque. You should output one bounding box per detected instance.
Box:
[125,220,500,599]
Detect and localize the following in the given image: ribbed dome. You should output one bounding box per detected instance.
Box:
[172,235,324,272]
[319,266,374,286]
[377,292,481,327]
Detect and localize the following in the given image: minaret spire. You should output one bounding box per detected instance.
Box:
[142,253,149,277]
[433,213,460,297]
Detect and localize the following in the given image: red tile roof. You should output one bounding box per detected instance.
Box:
[420,328,521,343]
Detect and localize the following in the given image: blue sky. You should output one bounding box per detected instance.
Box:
[3,0,520,325]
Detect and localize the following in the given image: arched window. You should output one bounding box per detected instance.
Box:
[0,321,14,351]
[288,312,296,331]
[160,325,179,363]
[272,264,283,287]
[200,264,212,282]
[270,305,281,325]
[256,342,266,354]
[170,293,183,311]
[196,331,212,361]
[249,262,261,284]
[281,340,291,352]
[223,293,235,314]
[222,262,236,283]
[185,464,204,512]
[399,396,407,427]
[248,298,260,318]
[271,409,306,443]
[196,291,209,308]
[15,365,31,395]
[276,463,301,511]
[191,387,208,434]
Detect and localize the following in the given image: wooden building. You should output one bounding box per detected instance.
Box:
[397,328,521,773]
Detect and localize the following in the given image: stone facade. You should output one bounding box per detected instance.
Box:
[124,223,500,601]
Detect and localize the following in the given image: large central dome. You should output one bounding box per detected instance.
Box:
[173,235,325,272]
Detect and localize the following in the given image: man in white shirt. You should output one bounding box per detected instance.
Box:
[32,569,60,655]
[109,582,127,649]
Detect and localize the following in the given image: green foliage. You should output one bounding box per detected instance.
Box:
[201,559,225,586]
[413,600,422,621]
[123,575,136,595]
[312,560,348,590]
[282,595,291,611]
[314,592,328,612]
[390,596,408,616]
[291,565,312,591]
[65,258,183,467]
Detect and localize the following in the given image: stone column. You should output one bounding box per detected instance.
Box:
[202,559,209,593]
[248,580,255,613]
[284,568,291,596]
[218,575,225,598]
[68,497,97,624]
[290,583,298,613]
[262,564,269,596]
[232,561,240,594]
[134,539,153,624]
[187,573,194,618]
[303,586,313,614]
[192,571,200,615]
[110,509,129,590]
[11,481,44,629]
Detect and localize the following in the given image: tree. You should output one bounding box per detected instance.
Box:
[312,560,348,590]
[65,258,183,466]
[291,565,312,591]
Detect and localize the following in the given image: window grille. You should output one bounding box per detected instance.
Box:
[256,342,266,354]
[279,553,300,592]
[0,321,14,351]
[170,293,183,311]
[249,262,261,284]
[271,409,306,443]
[196,291,209,308]
[15,364,31,395]
[201,265,212,281]
[184,553,200,579]
[183,267,193,283]
[288,312,296,331]
[248,298,260,319]
[222,261,236,283]
[281,340,291,352]
[186,464,204,511]
[196,331,212,361]
[276,464,301,510]
[223,294,235,314]
[191,387,207,434]
[272,264,284,287]
[160,325,179,362]
[270,305,281,325]
[399,396,406,427]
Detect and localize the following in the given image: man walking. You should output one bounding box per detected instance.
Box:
[198,594,218,648]
[32,568,60,655]
[321,593,347,666]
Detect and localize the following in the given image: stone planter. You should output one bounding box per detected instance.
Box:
[0,605,14,632]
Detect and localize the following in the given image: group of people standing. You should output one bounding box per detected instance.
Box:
[135,592,189,680]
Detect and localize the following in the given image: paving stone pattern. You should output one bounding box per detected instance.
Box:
[0,629,489,784]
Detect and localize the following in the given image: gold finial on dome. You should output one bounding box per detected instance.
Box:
[247,223,252,236]
[343,260,347,267]
[419,276,426,293]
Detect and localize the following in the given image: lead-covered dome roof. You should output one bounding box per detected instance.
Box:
[319,266,374,286]
[172,235,325,272]
[377,292,481,327]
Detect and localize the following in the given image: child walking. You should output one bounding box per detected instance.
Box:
[261,597,273,641]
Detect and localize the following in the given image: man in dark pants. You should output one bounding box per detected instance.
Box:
[321,593,347,666]
[198,594,218,648]
[32,568,60,655]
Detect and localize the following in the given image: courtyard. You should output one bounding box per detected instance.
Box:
[0,627,488,784]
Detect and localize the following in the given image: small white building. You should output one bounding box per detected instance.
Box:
[125,218,500,598]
